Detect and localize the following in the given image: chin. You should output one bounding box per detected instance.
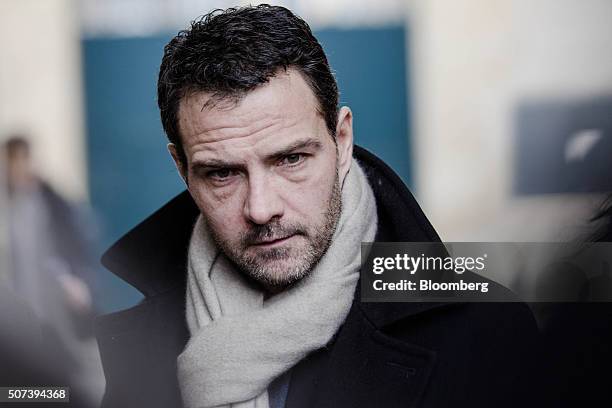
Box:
[247,258,313,289]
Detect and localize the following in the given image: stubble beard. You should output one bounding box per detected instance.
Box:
[206,170,342,291]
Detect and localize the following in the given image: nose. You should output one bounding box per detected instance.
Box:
[243,171,284,225]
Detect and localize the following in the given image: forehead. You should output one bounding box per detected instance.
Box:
[177,69,323,149]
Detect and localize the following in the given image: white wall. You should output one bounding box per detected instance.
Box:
[0,0,87,202]
[79,0,407,37]
[409,0,612,241]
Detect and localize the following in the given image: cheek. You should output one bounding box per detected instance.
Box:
[280,157,337,217]
[189,184,247,240]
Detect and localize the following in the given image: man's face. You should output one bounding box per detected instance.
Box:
[173,69,354,290]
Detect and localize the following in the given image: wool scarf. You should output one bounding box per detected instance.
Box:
[178,159,377,408]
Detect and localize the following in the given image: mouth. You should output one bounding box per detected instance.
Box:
[250,234,297,248]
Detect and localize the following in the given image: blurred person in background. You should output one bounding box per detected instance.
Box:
[4,135,93,331]
[2,135,104,406]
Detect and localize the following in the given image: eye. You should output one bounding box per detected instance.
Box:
[280,153,305,167]
[207,168,237,181]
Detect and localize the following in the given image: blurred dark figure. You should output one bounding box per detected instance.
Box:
[1,135,104,407]
[539,195,612,407]
[4,136,94,324]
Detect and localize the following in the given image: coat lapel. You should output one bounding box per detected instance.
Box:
[96,286,188,407]
[284,296,446,408]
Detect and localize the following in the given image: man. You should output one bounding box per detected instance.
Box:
[96,5,540,408]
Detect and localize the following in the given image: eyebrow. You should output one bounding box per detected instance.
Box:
[191,137,323,170]
[267,138,323,161]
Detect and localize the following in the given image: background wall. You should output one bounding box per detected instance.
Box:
[0,0,87,202]
[409,0,612,241]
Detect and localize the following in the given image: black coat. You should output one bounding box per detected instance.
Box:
[96,146,541,407]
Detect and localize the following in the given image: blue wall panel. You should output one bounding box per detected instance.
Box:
[317,27,411,187]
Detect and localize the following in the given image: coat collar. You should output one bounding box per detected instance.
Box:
[101,145,448,328]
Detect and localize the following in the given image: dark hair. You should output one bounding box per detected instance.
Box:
[157,4,339,165]
[3,135,30,158]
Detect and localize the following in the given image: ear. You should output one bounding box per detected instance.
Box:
[335,106,354,183]
[167,143,188,186]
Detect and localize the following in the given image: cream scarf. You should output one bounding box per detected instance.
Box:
[177,159,377,408]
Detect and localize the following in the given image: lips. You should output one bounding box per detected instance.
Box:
[251,234,296,247]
